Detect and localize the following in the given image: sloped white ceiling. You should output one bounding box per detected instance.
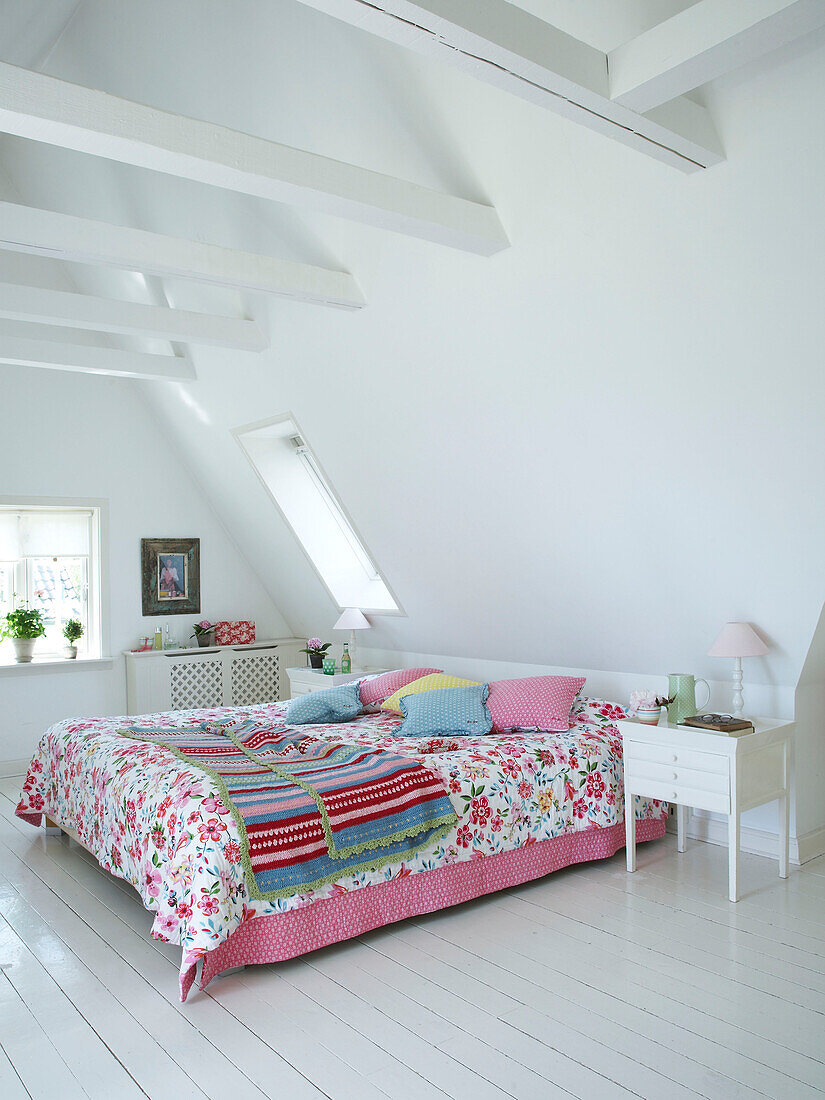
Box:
[2,0,824,689]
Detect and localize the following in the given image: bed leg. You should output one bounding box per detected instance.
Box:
[44,815,64,836]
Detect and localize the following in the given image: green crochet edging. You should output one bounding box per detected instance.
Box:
[116,725,457,902]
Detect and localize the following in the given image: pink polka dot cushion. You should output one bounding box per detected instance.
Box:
[486,676,587,733]
[358,668,443,707]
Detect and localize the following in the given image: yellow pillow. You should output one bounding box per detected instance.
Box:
[381,673,482,714]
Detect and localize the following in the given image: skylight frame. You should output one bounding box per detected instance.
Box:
[232,413,404,616]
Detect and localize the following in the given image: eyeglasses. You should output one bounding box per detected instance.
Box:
[699,713,735,724]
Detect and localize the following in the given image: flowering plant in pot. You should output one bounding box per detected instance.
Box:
[190,619,215,648]
[628,689,673,725]
[62,618,84,659]
[300,637,331,669]
[1,606,47,663]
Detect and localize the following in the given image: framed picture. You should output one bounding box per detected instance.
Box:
[141,538,200,616]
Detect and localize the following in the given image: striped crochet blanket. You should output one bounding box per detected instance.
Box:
[118,719,458,899]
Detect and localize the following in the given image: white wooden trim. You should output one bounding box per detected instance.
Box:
[0,328,196,380]
[609,0,825,112]
[0,200,365,310]
[679,810,825,866]
[293,0,723,171]
[0,61,508,256]
[0,282,266,350]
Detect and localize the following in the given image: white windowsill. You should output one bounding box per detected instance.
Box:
[0,656,114,677]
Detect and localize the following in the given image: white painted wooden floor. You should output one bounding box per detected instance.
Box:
[0,769,823,1100]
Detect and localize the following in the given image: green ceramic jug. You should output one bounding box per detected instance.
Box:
[667,673,711,725]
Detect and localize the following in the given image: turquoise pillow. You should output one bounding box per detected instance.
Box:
[286,683,362,725]
[399,684,492,737]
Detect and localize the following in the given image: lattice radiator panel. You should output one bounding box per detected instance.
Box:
[231,653,280,706]
[125,640,301,715]
[169,658,223,710]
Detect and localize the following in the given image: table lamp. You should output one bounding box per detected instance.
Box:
[333,608,370,669]
[707,622,769,718]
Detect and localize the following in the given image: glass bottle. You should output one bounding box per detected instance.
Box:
[153,627,163,650]
[340,643,351,674]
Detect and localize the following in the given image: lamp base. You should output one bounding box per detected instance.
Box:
[731,656,744,719]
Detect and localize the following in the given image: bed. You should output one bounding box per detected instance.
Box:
[16,694,666,1001]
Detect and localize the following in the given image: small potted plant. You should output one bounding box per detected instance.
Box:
[1,606,47,663]
[301,637,331,669]
[190,619,215,648]
[629,690,673,725]
[62,618,84,659]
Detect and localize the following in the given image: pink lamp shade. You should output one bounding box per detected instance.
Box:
[707,622,769,658]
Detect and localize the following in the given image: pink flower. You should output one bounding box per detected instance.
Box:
[224,840,241,864]
[198,619,212,629]
[156,913,178,939]
[456,824,473,848]
[198,894,220,915]
[518,781,532,799]
[143,866,162,897]
[201,796,229,815]
[307,637,322,650]
[198,817,227,842]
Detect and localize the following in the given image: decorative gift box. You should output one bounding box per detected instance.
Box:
[214,620,256,645]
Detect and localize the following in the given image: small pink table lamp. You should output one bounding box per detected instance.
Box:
[707,622,769,718]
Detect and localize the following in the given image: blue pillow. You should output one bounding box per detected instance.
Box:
[399,684,492,737]
[286,683,362,725]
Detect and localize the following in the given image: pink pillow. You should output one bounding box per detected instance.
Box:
[359,668,443,707]
[486,676,586,733]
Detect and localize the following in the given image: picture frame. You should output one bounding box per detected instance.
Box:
[141,537,200,616]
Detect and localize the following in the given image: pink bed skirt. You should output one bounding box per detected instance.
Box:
[189,816,666,1001]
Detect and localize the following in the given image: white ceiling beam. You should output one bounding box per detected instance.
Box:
[292,0,723,172]
[0,282,267,351]
[609,0,825,112]
[0,61,508,256]
[0,327,196,381]
[0,200,365,310]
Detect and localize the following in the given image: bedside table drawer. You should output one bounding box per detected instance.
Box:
[626,764,731,813]
[627,741,728,777]
[630,758,728,794]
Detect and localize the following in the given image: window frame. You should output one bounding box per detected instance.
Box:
[0,496,110,664]
[232,414,404,616]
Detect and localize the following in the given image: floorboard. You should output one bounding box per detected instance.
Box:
[0,774,824,1099]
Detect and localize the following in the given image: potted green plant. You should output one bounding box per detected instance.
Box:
[300,637,331,669]
[62,618,84,659]
[1,606,47,663]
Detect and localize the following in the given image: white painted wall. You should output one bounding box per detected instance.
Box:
[0,2,823,844]
[0,348,291,760]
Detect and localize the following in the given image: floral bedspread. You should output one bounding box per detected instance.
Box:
[16,696,665,981]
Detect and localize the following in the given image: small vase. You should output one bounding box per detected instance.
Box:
[322,657,336,675]
[197,634,212,648]
[309,653,324,669]
[62,645,78,660]
[12,638,36,663]
[634,706,661,725]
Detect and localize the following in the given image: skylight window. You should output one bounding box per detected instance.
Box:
[234,416,399,613]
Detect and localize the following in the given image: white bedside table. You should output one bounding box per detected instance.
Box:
[619,716,794,902]
[286,667,389,699]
